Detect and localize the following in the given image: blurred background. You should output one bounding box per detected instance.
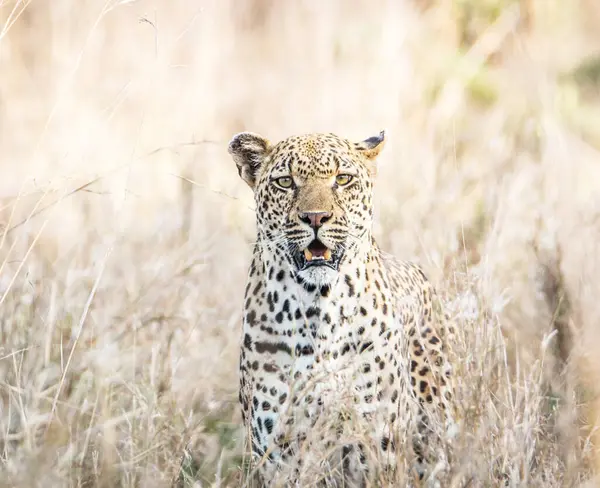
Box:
[1,0,600,486]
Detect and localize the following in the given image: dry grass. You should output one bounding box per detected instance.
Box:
[1,0,600,486]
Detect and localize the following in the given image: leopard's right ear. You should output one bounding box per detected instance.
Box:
[228,132,271,189]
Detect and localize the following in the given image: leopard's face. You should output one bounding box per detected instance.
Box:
[229,132,386,285]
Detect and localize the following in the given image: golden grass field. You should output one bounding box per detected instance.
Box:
[2,0,600,486]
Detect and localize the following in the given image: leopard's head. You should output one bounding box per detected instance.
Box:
[229,131,385,285]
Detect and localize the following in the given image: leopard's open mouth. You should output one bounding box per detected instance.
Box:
[295,239,341,271]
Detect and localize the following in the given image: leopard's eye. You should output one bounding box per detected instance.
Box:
[274,176,294,189]
[335,174,353,186]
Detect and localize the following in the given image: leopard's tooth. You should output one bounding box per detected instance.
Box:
[323,249,332,261]
[304,248,313,261]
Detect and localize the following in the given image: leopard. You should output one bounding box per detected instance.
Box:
[228,130,457,486]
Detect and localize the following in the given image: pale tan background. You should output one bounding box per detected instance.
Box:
[1,0,600,486]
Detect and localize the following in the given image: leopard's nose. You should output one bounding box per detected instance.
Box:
[298,211,332,229]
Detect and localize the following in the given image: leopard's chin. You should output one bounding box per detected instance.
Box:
[296,265,339,287]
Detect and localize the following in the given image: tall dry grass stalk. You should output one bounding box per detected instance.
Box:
[1,0,600,486]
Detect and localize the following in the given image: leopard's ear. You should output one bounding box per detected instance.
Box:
[228,132,271,189]
[354,130,386,160]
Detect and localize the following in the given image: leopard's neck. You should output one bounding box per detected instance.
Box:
[244,243,387,345]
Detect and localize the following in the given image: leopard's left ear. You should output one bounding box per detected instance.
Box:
[355,130,386,161]
[228,132,271,190]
